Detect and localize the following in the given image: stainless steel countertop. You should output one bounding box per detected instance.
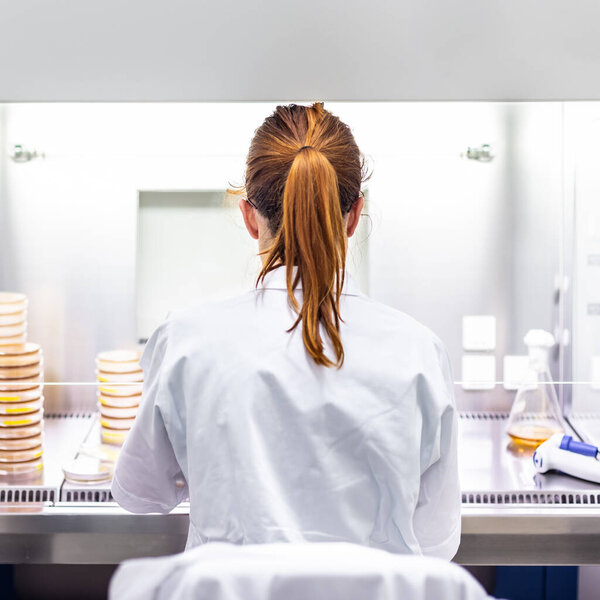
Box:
[1,412,600,565]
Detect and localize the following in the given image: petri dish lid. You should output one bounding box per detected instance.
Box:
[0,456,43,477]
[0,422,44,439]
[0,409,43,428]
[0,363,42,380]
[62,456,113,484]
[0,433,43,451]
[97,402,138,419]
[0,387,43,402]
[98,393,140,408]
[0,312,26,326]
[0,445,43,463]
[0,293,27,315]
[0,323,27,338]
[0,335,27,346]
[0,376,43,392]
[96,358,142,374]
[0,398,43,415]
[0,343,41,357]
[101,427,128,446]
[96,369,143,383]
[97,349,142,364]
[0,350,41,368]
[99,415,135,430]
[98,383,143,397]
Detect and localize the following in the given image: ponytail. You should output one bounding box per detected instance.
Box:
[247,103,364,368]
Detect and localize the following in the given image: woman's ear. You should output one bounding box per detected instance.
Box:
[346,196,365,237]
[239,199,260,240]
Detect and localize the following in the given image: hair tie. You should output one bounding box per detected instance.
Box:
[297,145,314,153]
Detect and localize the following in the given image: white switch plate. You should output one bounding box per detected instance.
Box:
[503,355,530,390]
[462,315,496,351]
[461,355,496,390]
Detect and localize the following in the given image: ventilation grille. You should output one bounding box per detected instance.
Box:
[0,487,55,503]
[460,412,509,421]
[45,412,94,420]
[62,489,114,503]
[462,491,600,506]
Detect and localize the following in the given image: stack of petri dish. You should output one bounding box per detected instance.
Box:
[0,293,27,345]
[0,342,44,480]
[96,350,143,446]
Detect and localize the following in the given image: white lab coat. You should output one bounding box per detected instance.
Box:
[109,543,489,600]
[112,266,461,559]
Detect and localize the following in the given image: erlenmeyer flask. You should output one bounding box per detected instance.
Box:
[506,329,564,447]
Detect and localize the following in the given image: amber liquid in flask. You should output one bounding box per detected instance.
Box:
[506,330,564,447]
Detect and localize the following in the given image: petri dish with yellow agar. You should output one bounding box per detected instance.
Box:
[0,387,43,403]
[0,409,43,428]
[99,414,135,430]
[101,427,128,446]
[0,398,43,415]
[96,403,138,419]
[0,434,43,451]
[0,457,43,479]
[0,422,44,439]
[98,393,140,408]
[0,363,42,380]
[0,445,43,463]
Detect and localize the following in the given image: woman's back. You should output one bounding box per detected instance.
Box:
[112,266,460,558]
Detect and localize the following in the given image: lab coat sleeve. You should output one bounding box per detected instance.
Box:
[111,320,188,513]
[412,342,461,560]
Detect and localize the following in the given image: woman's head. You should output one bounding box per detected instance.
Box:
[239,103,366,368]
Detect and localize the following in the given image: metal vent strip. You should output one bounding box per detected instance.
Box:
[0,487,56,504]
[45,412,94,420]
[462,490,600,506]
[459,411,509,420]
[62,488,114,503]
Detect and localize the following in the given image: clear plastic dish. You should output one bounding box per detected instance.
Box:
[0,363,41,380]
[0,433,43,451]
[0,342,40,357]
[99,415,135,430]
[62,456,113,484]
[96,359,142,374]
[0,422,44,439]
[0,293,28,315]
[98,383,143,397]
[0,387,43,402]
[100,427,128,446]
[0,457,43,478]
[97,402,138,419]
[0,409,43,428]
[0,398,43,415]
[0,311,26,327]
[0,349,41,368]
[96,370,144,383]
[97,349,142,364]
[0,335,27,346]
[0,377,43,392]
[0,323,27,338]
[0,445,43,463]
[98,393,141,408]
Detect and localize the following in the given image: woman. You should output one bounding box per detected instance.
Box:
[112,103,461,559]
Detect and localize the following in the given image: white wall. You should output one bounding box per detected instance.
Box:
[1,1,600,101]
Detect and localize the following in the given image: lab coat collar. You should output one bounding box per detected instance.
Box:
[259,266,363,297]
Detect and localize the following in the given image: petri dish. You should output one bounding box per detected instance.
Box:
[97,349,142,364]
[99,414,135,430]
[0,311,26,327]
[0,335,27,346]
[0,433,43,451]
[0,323,27,338]
[98,383,143,397]
[98,393,140,408]
[0,445,43,463]
[62,456,113,484]
[0,457,43,478]
[0,398,43,415]
[0,363,41,380]
[96,370,144,383]
[0,409,43,428]
[101,427,128,446]
[0,387,43,403]
[0,376,43,392]
[0,293,28,315]
[0,422,44,439]
[0,350,40,368]
[0,342,41,356]
[96,402,138,419]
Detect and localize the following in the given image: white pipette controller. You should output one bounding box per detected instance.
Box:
[533,433,600,484]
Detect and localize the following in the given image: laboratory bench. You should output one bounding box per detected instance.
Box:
[1,412,600,566]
